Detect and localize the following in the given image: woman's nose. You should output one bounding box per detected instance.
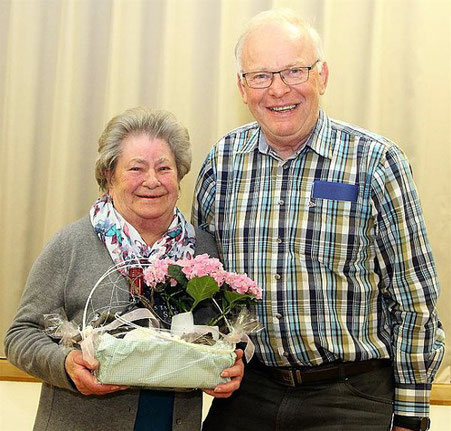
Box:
[142,170,161,187]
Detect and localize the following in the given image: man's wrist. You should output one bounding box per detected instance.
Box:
[393,415,430,431]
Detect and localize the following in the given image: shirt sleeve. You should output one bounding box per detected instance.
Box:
[371,145,445,417]
[191,148,217,235]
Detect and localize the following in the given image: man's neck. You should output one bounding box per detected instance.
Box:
[262,120,318,160]
[270,141,307,159]
[263,132,312,160]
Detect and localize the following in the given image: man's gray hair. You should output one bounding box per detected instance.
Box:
[235,8,325,73]
[95,107,192,192]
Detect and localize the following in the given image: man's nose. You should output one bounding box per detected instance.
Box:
[267,72,291,97]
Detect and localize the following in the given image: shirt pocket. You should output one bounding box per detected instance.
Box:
[305,197,361,269]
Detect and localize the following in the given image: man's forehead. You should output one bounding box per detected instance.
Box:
[244,21,307,46]
[241,23,315,70]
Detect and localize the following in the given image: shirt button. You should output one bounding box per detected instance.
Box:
[283,351,290,357]
[276,238,283,244]
[283,164,290,170]
[274,274,281,280]
[176,418,182,425]
[275,313,282,319]
[278,199,284,206]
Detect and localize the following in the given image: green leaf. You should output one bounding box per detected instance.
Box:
[187,276,219,310]
[224,290,253,307]
[168,265,188,286]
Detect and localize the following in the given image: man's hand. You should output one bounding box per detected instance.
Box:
[65,350,128,396]
[203,349,244,398]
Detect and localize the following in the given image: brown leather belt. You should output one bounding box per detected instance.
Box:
[250,358,392,387]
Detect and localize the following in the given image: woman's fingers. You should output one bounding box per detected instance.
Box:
[65,350,128,396]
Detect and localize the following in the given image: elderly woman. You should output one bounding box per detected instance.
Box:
[5,107,244,431]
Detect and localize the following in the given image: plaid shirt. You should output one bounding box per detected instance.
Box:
[192,110,445,416]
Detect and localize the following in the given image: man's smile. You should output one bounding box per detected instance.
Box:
[268,104,299,112]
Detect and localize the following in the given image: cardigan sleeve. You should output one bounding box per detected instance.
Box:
[4,230,77,391]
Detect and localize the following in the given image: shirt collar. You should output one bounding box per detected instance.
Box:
[236,123,261,154]
[305,109,333,160]
[238,109,333,160]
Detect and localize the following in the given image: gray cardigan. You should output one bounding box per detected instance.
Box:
[5,215,218,431]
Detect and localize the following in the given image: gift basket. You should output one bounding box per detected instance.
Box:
[47,254,262,390]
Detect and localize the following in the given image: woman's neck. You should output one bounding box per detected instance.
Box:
[124,215,173,247]
[140,229,167,246]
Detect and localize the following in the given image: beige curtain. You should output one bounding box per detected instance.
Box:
[0,0,449,382]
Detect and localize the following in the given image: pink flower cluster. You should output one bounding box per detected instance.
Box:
[222,272,262,298]
[178,254,224,282]
[143,258,173,287]
[143,254,262,299]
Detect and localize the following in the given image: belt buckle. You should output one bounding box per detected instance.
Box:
[280,370,296,387]
[280,369,302,387]
[295,369,302,384]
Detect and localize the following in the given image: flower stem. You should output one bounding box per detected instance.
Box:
[210,298,232,327]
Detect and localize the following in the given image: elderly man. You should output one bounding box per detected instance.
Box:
[193,8,444,431]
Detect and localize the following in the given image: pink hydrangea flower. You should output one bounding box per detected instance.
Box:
[180,254,225,281]
[143,257,174,287]
[141,254,263,313]
[223,272,261,297]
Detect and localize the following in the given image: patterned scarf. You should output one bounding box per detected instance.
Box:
[90,194,196,274]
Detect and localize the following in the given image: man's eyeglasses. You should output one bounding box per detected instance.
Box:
[241,59,321,89]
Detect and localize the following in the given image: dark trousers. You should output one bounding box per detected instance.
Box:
[203,362,394,431]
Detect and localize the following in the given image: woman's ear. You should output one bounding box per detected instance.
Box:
[105,169,114,190]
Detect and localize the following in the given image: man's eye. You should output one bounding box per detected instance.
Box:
[129,167,142,171]
[287,68,305,76]
[250,73,271,81]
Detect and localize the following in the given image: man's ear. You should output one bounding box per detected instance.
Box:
[237,73,248,104]
[318,61,329,95]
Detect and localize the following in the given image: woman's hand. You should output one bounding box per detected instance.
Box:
[65,350,128,396]
[203,349,245,398]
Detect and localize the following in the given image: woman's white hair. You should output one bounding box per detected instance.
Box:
[235,8,325,73]
[95,107,191,192]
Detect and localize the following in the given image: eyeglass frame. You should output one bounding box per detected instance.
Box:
[241,59,322,89]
